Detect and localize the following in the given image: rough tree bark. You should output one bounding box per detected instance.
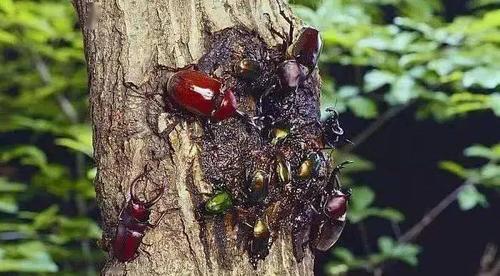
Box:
[73,0,315,275]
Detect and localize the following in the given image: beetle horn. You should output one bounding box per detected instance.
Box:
[129,173,143,203]
[145,180,166,208]
[129,166,153,203]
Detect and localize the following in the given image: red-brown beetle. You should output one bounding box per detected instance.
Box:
[112,170,166,262]
[165,69,260,128]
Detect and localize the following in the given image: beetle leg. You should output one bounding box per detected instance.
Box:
[275,0,294,47]
[144,182,166,208]
[148,207,180,227]
[139,248,151,257]
[202,119,217,142]
[235,110,263,132]
[333,161,353,173]
[263,13,288,51]
[257,84,277,115]
[310,204,321,215]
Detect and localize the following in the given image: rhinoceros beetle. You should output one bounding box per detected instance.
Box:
[165,69,261,130]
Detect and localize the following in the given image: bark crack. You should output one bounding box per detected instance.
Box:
[179,213,203,275]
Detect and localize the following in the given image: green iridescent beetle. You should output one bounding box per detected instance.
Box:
[204,190,233,215]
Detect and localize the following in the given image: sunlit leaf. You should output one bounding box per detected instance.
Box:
[463,67,500,89]
[364,70,396,92]
[457,185,488,210]
[0,178,27,192]
[350,186,375,211]
[0,145,47,168]
[0,195,18,214]
[0,242,58,273]
[347,97,378,119]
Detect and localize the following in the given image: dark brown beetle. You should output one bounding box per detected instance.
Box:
[323,108,345,148]
[290,27,322,75]
[311,189,350,251]
[270,6,323,90]
[248,217,272,267]
[111,170,167,262]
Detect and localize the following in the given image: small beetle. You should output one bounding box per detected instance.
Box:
[248,217,272,266]
[269,126,289,145]
[297,152,322,180]
[112,170,166,262]
[276,60,305,91]
[165,69,260,129]
[270,9,322,90]
[234,58,261,81]
[204,190,233,215]
[248,170,270,203]
[275,154,292,184]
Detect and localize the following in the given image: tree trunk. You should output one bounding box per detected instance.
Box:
[73,0,315,275]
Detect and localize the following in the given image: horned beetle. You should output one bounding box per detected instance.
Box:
[111,168,168,262]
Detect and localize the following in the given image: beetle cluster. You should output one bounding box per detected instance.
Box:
[110,18,350,267]
[165,22,349,267]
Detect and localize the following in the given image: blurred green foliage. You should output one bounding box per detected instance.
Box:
[290,0,500,274]
[0,0,498,275]
[0,0,102,274]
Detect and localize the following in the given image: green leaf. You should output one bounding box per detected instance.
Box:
[488,93,500,116]
[377,237,421,266]
[0,0,14,14]
[457,185,488,210]
[0,145,47,169]
[87,167,97,180]
[378,236,395,254]
[332,247,355,262]
[0,195,18,214]
[347,97,379,119]
[480,164,500,185]
[464,144,496,160]
[337,86,359,98]
[463,67,500,89]
[371,208,405,222]
[32,205,59,230]
[387,75,418,105]
[55,137,93,157]
[325,262,349,275]
[0,178,27,192]
[364,70,396,92]
[350,186,375,211]
[0,242,58,273]
[0,30,18,44]
[439,161,467,179]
